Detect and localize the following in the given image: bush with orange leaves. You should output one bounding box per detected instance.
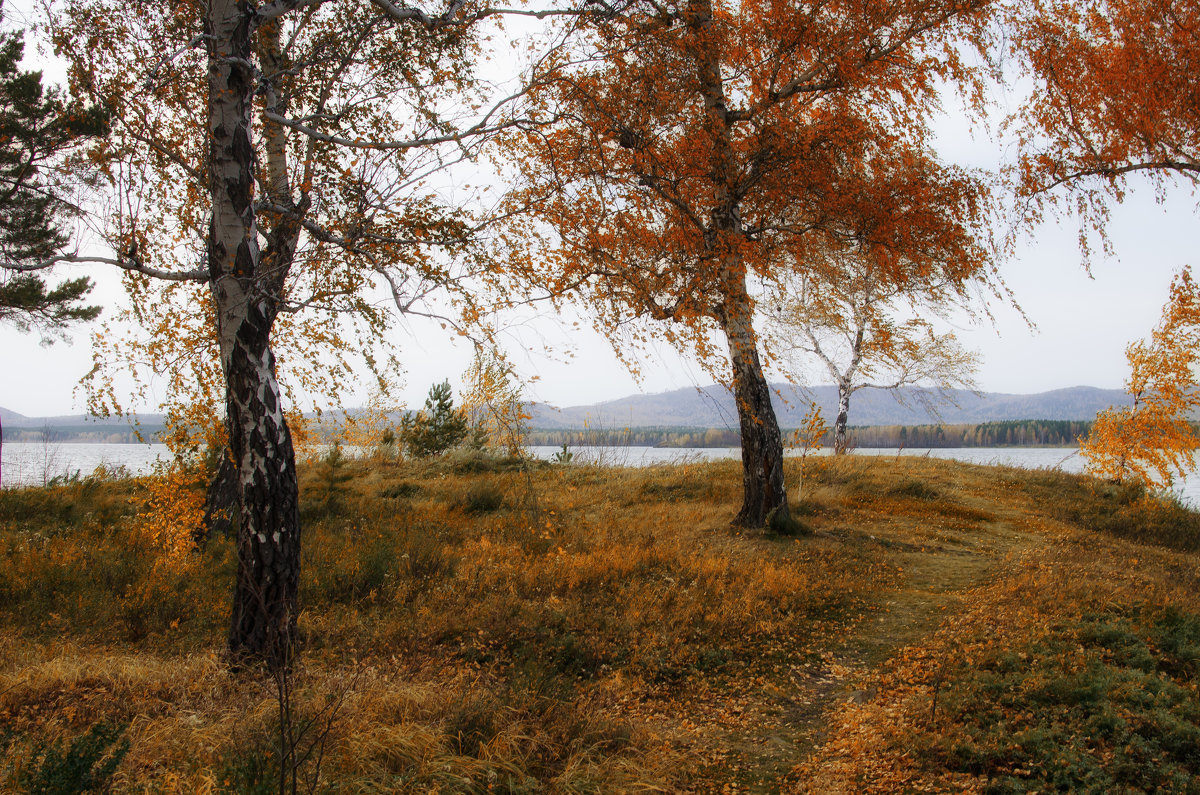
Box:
[1081,267,1200,490]
[135,462,207,557]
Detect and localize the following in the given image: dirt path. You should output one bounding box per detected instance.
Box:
[700,495,1046,793]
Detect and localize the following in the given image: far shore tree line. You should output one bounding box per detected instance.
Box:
[2,0,1198,668]
[3,426,149,444]
[0,417,1105,449]
[528,420,1105,450]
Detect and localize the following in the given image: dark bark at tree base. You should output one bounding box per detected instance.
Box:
[725,314,793,530]
[194,451,239,548]
[223,308,302,672]
[215,312,302,672]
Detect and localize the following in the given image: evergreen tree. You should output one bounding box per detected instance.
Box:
[0,20,105,338]
[399,381,470,458]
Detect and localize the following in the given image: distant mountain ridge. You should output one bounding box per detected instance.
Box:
[528,384,1132,430]
[0,409,165,444]
[0,409,166,429]
[0,384,1130,440]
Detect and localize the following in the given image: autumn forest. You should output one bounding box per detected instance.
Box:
[2,0,1200,791]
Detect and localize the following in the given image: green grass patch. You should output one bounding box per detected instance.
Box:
[14,721,130,795]
[923,606,1200,793]
[886,479,941,500]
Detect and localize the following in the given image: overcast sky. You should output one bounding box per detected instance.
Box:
[1,7,1195,419]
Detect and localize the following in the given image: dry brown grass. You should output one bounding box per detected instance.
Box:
[1,452,1198,792]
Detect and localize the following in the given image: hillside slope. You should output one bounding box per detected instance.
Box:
[1,455,1197,791]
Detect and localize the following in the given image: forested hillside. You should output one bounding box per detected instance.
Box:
[527,419,1100,448]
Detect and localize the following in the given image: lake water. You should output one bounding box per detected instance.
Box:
[0,441,171,488]
[2,441,1195,505]
[528,443,1087,471]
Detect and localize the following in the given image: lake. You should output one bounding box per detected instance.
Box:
[527,444,1087,471]
[0,441,172,487]
[2,441,1195,505]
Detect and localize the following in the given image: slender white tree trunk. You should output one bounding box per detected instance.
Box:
[207,0,301,668]
[834,382,852,455]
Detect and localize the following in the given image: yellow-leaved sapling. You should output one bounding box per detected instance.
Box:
[1081,267,1200,490]
[785,402,827,531]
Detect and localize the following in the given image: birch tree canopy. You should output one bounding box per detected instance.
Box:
[51,0,538,666]
[506,0,997,528]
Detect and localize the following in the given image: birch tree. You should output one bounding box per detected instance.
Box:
[508,0,995,527]
[1081,267,1200,489]
[767,237,983,455]
[51,0,531,666]
[1010,0,1200,241]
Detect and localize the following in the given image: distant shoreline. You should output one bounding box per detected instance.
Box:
[1,429,160,444]
[528,419,1097,449]
[2,418,1096,450]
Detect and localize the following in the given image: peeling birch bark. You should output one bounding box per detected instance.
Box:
[206,0,301,669]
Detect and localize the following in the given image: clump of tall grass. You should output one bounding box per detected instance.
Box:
[886,479,941,501]
[1020,469,1200,552]
[455,481,506,514]
[10,721,129,794]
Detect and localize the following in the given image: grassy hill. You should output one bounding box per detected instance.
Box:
[1,454,1198,792]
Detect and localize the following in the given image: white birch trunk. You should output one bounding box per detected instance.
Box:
[206,0,301,669]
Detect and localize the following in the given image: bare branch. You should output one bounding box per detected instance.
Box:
[3,253,207,283]
[1033,158,1200,196]
[261,73,532,152]
[257,0,330,22]
[144,34,210,91]
[367,0,470,28]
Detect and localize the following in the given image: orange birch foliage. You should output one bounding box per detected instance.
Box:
[1010,0,1200,245]
[1081,267,1200,489]
[507,0,996,527]
[136,464,209,558]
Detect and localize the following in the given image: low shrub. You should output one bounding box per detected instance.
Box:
[887,479,941,500]
[379,481,422,500]
[457,482,505,515]
[17,721,129,795]
[400,530,451,583]
[924,607,1200,793]
[446,448,529,475]
[307,534,398,605]
[639,480,702,503]
[0,486,78,529]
